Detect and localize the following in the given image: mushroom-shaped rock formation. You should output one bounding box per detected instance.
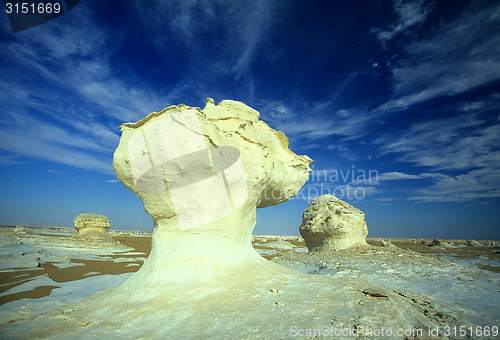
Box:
[113,98,312,289]
[74,213,110,235]
[299,194,368,251]
[73,213,128,249]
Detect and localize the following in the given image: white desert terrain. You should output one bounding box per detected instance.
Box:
[0,226,499,339]
[1,100,498,339]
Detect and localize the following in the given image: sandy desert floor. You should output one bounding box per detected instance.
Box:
[0,226,499,339]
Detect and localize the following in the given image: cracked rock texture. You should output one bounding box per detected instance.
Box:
[112,98,312,288]
[74,213,110,235]
[300,194,368,251]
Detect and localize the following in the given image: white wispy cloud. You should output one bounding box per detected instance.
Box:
[258,99,376,144]
[458,101,485,112]
[378,114,500,171]
[0,1,280,174]
[410,168,500,202]
[0,130,113,173]
[0,155,25,166]
[378,171,421,181]
[372,0,431,42]
[0,80,117,173]
[377,1,500,111]
[134,0,274,79]
[0,2,172,174]
[376,197,395,202]
[377,109,500,202]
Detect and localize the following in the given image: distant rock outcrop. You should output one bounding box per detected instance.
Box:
[380,239,398,249]
[428,238,454,248]
[299,194,368,252]
[264,239,296,250]
[467,239,482,247]
[72,215,132,251]
[483,240,499,248]
[467,240,499,248]
[74,213,110,236]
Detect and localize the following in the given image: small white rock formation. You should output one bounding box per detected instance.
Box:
[113,98,312,288]
[74,213,110,236]
[264,239,296,250]
[72,213,128,250]
[467,239,482,247]
[429,238,454,248]
[299,194,368,251]
[483,240,499,247]
[380,239,398,249]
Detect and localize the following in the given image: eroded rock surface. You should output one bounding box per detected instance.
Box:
[112,98,312,288]
[300,194,368,251]
[72,213,129,250]
[468,240,482,247]
[381,239,398,249]
[429,238,455,248]
[74,213,110,235]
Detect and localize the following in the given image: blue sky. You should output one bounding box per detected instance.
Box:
[1,0,499,239]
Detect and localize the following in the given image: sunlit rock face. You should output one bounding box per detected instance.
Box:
[113,98,312,288]
[299,195,368,251]
[73,213,122,246]
[74,213,110,235]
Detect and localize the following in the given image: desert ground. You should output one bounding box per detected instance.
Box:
[0,225,499,339]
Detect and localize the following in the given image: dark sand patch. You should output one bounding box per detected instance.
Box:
[112,236,151,255]
[0,236,149,305]
[0,285,59,306]
[0,269,46,295]
[478,264,500,272]
[40,259,143,283]
[2,234,498,307]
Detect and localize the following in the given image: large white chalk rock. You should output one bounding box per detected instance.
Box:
[299,194,368,251]
[113,98,312,290]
